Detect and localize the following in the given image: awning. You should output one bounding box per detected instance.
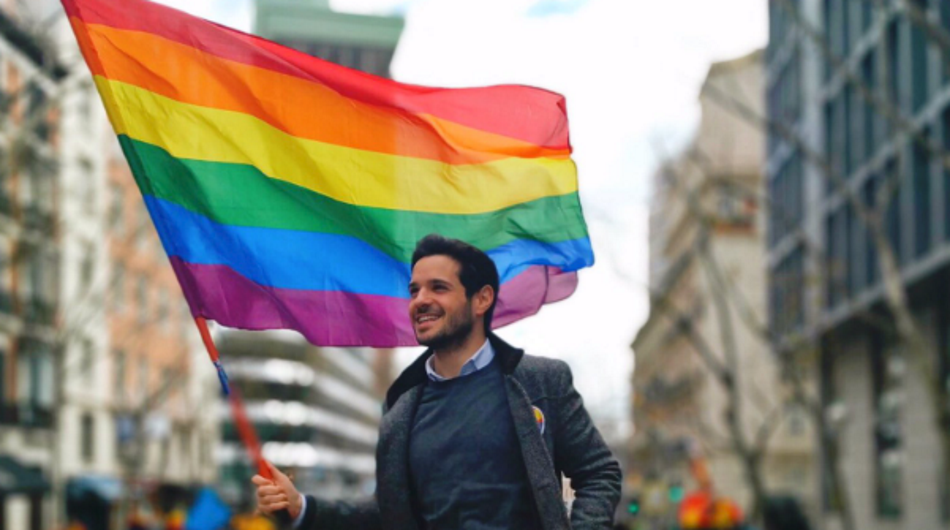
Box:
[0,455,50,495]
[66,475,124,502]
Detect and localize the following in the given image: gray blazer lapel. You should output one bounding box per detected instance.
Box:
[376,385,422,530]
[505,377,571,530]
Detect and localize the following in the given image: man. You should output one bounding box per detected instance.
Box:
[253,234,621,529]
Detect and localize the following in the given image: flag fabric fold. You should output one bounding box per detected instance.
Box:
[63,0,594,346]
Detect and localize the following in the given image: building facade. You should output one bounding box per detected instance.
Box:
[254,0,404,79]
[3,2,221,528]
[768,1,950,529]
[633,50,815,522]
[0,2,68,529]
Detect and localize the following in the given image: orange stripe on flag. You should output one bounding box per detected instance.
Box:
[75,19,570,165]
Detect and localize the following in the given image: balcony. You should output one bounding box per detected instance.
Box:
[23,297,55,325]
[22,204,54,233]
[0,401,54,429]
[0,290,13,313]
[0,190,12,218]
[641,372,704,408]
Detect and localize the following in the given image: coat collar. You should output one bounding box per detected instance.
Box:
[385,332,525,409]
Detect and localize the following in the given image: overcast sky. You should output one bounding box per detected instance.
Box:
[152,0,768,435]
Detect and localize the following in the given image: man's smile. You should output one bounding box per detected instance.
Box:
[415,312,442,328]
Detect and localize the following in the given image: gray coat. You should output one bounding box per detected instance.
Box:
[298,333,622,530]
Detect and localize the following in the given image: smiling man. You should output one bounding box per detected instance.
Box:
[253,234,621,530]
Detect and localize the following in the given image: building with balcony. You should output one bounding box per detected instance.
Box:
[4,2,222,528]
[632,49,815,516]
[0,3,66,529]
[767,1,950,528]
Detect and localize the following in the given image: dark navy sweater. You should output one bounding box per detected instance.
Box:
[408,359,541,530]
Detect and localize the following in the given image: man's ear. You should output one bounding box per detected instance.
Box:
[473,284,495,317]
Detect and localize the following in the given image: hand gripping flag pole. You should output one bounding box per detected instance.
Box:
[194,317,292,525]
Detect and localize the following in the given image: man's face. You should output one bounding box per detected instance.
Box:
[408,255,476,349]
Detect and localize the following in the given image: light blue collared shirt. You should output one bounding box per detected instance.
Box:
[425,338,495,382]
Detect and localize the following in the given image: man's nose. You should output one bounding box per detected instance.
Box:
[411,289,433,308]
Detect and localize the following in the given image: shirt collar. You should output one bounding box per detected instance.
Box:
[425,338,495,382]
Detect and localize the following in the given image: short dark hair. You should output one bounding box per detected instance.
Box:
[411,234,500,330]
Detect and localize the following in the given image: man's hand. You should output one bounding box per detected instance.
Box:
[251,460,304,520]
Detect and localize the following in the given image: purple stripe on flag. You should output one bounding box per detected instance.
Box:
[170,257,577,347]
[492,265,578,328]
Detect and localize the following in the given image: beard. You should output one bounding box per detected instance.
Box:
[416,303,476,351]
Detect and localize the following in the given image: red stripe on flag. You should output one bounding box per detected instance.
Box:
[62,0,571,150]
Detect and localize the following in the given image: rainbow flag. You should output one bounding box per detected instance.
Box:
[63,0,593,347]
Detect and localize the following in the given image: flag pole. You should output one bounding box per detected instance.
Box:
[193,317,293,526]
[194,316,271,478]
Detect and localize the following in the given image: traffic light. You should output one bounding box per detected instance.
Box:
[669,483,685,503]
[627,496,640,516]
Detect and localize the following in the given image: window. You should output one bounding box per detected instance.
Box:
[943,107,950,242]
[158,290,169,332]
[942,0,950,85]
[910,0,929,113]
[17,343,54,409]
[820,350,837,512]
[823,0,836,81]
[864,175,880,286]
[839,0,850,55]
[786,403,806,437]
[80,339,93,385]
[844,203,854,297]
[886,21,900,117]
[942,297,950,521]
[78,83,93,125]
[843,83,854,177]
[26,250,44,302]
[114,350,126,402]
[337,47,356,69]
[137,277,148,324]
[873,339,904,518]
[716,184,754,226]
[108,183,123,234]
[26,81,46,123]
[825,99,839,189]
[862,52,877,158]
[79,158,95,214]
[0,348,5,407]
[860,0,872,33]
[360,48,384,77]
[81,413,95,463]
[826,214,840,308]
[139,358,149,401]
[884,161,903,264]
[134,205,151,250]
[112,262,125,312]
[912,130,932,258]
[79,241,94,296]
